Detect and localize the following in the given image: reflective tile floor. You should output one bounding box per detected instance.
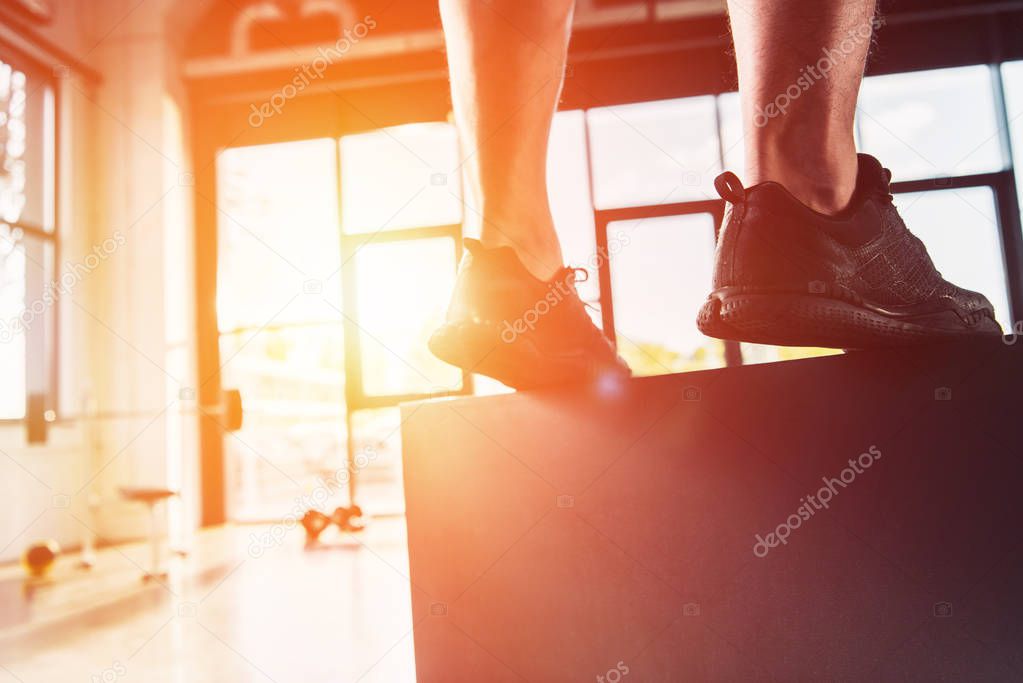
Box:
[0,519,416,682]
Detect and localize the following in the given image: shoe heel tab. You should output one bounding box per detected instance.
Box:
[715,172,746,203]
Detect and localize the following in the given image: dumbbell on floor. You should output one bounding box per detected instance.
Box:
[300,505,365,543]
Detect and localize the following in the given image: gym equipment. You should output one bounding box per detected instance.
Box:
[402,339,1023,681]
[25,388,244,444]
[21,539,60,579]
[120,487,179,582]
[300,505,365,543]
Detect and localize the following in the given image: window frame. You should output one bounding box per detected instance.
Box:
[334,128,473,409]
[0,41,60,423]
[339,222,470,410]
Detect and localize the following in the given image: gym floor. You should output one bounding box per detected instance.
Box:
[0,519,415,682]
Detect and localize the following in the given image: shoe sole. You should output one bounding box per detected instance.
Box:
[697,291,1002,348]
[428,321,623,390]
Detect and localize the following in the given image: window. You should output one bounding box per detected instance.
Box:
[609,214,727,374]
[587,96,720,208]
[217,139,346,521]
[1002,60,1023,267]
[339,123,465,399]
[549,111,600,303]
[0,52,56,420]
[351,237,460,396]
[216,125,468,520]
[716,92,744,179]
[857,66,1005,181]
[339,123,462,233]
[895,187,1011,329]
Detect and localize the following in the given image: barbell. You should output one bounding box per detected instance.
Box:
[26,389,244,445]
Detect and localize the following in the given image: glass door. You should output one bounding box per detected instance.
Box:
[215,123,470,521]
[216,138,347,521]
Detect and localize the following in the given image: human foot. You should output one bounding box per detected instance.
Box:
[430,239,630,389]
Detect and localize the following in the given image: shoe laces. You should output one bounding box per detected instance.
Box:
[553,266,627,366]
[878,169,945,282]
[554,266,607,327]
[564,266,589,284]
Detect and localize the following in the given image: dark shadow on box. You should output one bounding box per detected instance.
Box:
[401,339,1023,682]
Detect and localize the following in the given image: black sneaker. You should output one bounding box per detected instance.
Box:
[429,239,630,389]
[697,154,1002,348]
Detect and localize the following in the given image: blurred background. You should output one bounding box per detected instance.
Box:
[1,0,1022,680]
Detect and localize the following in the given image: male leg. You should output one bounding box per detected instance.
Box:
[430,0,629,389]
[699,0,1000,346]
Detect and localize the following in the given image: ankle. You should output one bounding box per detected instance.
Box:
[764,168,857,215]
[747,134,858,214]
[478,220,563,280]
